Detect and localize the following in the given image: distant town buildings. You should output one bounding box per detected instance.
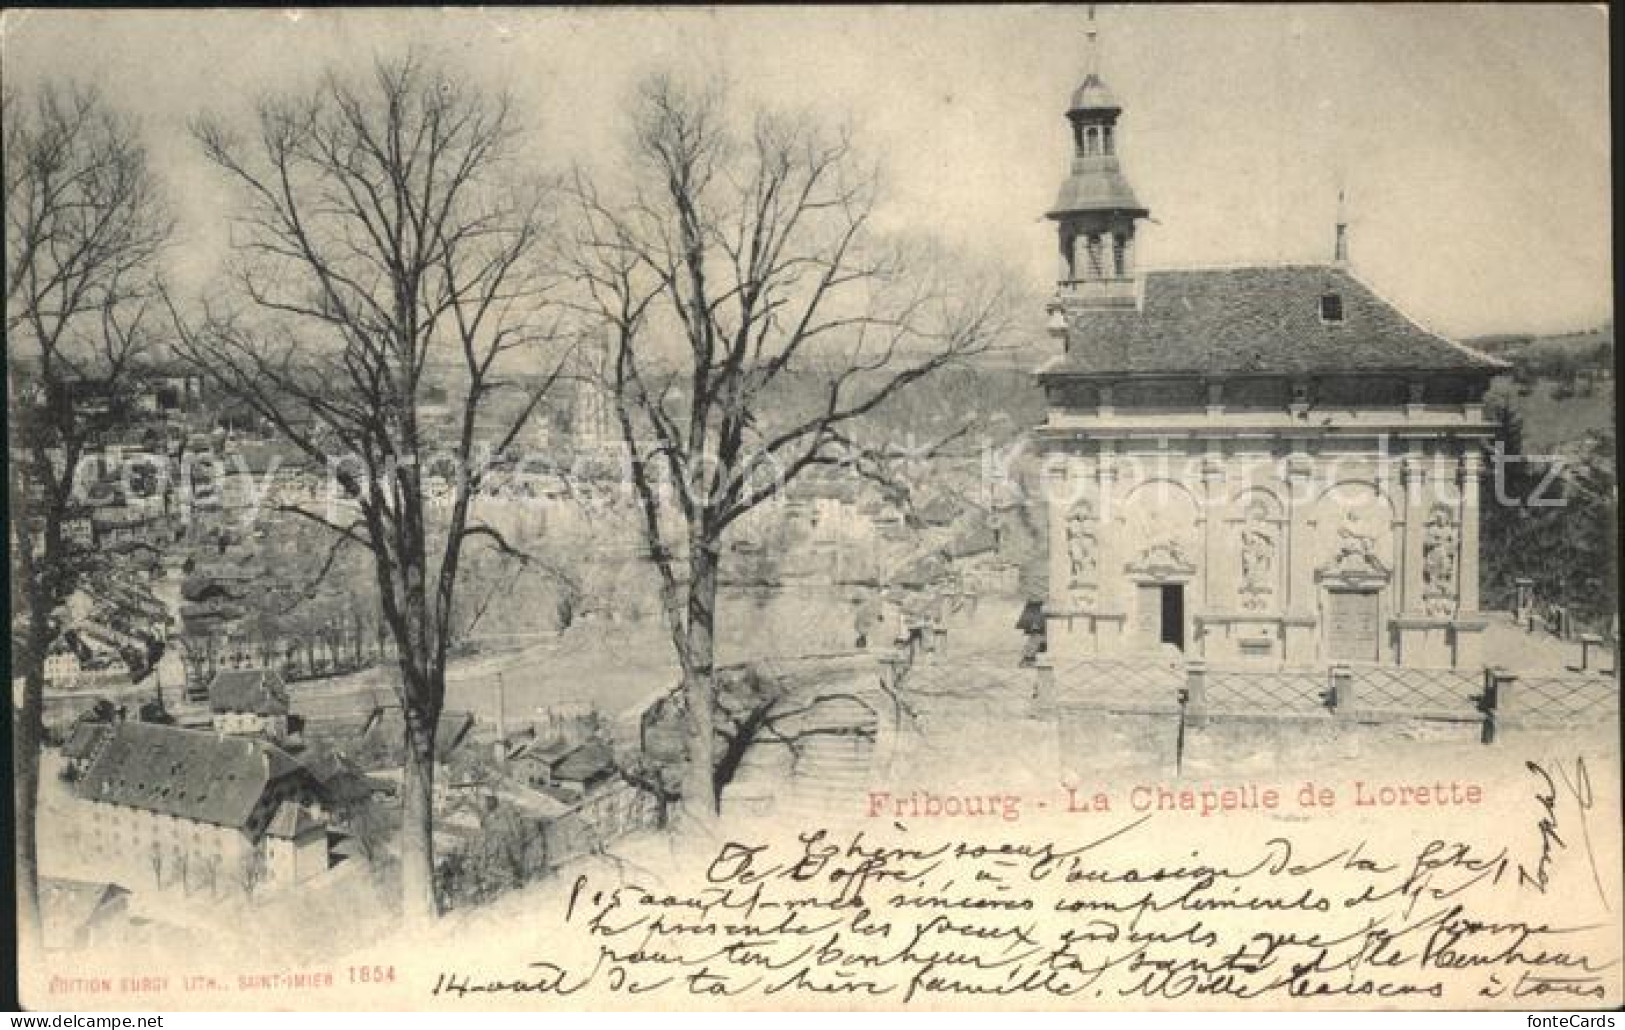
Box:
[207,668,292,742]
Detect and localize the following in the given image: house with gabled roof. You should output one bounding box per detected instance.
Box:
[1034,22,1505,671]
[207,668,291,741]
[61,721,114,777]
[40,878,130,952]
[74,721,329,895]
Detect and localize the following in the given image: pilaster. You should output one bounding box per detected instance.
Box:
[1282,446,1317,665]
[1453,448,1487,669]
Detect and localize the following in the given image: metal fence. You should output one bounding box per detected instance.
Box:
[1044,656,1183,713]
[1487,669,1618,734]
[1203,668,1327,715]
[1343,665,1481,719]
[1036,656,1618,743]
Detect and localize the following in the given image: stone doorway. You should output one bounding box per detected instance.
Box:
[1159,584,1185,650]
[1326,588,1380,662]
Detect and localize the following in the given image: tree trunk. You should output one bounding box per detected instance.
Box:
[399,702,440,925]
[678,550,720,823]
[14,647,45,960]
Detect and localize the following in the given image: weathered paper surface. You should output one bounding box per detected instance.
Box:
[7,5,1617,1012]
[22,731,1625,1009]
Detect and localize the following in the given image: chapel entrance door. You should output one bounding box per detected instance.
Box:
[1326,588,1380,662]
[1159,584,1185,650]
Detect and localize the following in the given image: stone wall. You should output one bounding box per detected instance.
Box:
[1041,426,1487,669]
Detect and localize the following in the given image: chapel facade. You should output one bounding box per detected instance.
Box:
[1035,32,1506,671]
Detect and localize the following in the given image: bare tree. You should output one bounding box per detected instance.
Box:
[168,55,567,922]
[4,81,172,951]
[570,74,1011,821]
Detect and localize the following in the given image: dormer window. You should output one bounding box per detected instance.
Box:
[1320,293,1344,323]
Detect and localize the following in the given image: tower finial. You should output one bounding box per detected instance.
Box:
[1334,186,1349,266]
[1085,4,1100,77]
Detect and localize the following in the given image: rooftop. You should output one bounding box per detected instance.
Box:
[552,742,617,786]
[62,722,113,761]
[75,721,309,829]
[207,668,290,716]
[40,878,128,950]
[1047,158,1146,219]
[362,706,476,763]
[1041,264,1508,378]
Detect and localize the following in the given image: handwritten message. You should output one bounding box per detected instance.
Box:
[431,761,1620,1007]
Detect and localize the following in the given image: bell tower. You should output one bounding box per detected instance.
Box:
[1047,5,1147,312]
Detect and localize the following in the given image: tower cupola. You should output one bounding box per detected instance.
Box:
[1047,6,1147,308]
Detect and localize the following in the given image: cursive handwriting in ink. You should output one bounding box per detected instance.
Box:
[1519,762,1566,894]
[469,813,1618,1006]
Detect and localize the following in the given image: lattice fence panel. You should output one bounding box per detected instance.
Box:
[1205,669,1328,714]
[1052,657,1183,710]
[1503,674,1618,727]
[1348,665,1481,715]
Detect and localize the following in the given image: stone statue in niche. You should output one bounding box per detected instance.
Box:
[1336,511,1376,560]
[1422,505,1459,616]
[1066,501,1097,587]
[1239,526,1276,611]
[1318,510,1389,585]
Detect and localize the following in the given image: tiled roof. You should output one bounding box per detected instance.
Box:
[514,739,574,766]
[62,722,113,761]
[552,742,616,786]
[1040,265,1508,378]
[75,722,308,829]
[298,745,387,804]
[363,707,476,763]
[498,784,572,820]
[208,668,289,715]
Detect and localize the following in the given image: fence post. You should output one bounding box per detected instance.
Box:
[1578,633,1601,671]
[1481,666,1515,745]
[1032,657,1055,713]
[1184,660,1208,728]
[1329,664,1354,718]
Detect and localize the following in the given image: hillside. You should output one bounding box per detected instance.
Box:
[1465,323,1614,377]
[1489,376,1615,454]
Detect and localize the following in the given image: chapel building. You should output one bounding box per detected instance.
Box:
[1035,27,1507,671]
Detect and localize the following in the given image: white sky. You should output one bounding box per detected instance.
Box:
[1,4,1611,338]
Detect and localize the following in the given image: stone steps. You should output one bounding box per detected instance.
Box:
[780,718,878,820]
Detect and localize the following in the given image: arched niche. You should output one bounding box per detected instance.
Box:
[1312,480,1397,572]
[1119,478,1200,580]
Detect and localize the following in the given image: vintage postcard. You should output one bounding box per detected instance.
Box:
[5,4,1619,1012]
